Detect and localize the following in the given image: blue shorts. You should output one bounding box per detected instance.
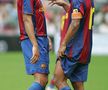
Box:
[21,37,49,75]
[61,57,88,82]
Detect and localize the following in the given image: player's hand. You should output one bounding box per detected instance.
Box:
[31,45,40,64]
[48,0,66,6]
[58,43,66,58]
[48,37,53,51]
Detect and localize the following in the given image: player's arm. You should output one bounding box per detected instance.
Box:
[58,19,81,57]
[58,0,85,57]
[49,0,70,12]
[23,14,39,64]
[58,10,83,57]
[23,0,39,64]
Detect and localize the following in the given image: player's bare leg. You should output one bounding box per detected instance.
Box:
[28,73,48,90]
[53,60,71,90]
[71,82,84,90]
[34,73,48,87]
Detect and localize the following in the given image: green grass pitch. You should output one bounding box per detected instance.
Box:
[0,52,108,90]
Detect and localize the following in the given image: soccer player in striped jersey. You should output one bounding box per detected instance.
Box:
[17,0,50,90]
[49,0,95,90]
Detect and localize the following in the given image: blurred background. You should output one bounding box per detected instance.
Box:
[0,0,108,90]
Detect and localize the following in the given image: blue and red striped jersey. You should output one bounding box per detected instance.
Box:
[61,0,95,64]
[17,0,47,40]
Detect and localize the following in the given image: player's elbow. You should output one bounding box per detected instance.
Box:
[23,14,31,23]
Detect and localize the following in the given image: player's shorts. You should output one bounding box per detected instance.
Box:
[61,57,88,82]
[21,37,49,75]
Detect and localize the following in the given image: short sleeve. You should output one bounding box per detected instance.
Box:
[72,0,85,19]
[23,0,34,14]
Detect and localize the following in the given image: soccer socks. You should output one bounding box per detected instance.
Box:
[60,86,71,90]
[28,82,44,90]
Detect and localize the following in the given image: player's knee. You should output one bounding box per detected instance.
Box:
[53,75,67,89]
[34,73,48,87]
[72,82,84,90]
[37,76,48,87]
[40,77,48,86]
[53,74,60,86]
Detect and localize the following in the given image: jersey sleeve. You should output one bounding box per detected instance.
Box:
[71,0,85,19]
[23,0,34,14]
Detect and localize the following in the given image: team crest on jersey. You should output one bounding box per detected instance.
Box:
[41,64,47,69]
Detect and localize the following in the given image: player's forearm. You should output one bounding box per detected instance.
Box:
[23,14,38,46]
[62,19,80,46]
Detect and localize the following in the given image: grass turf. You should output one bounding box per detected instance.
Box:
[0,52,108,90]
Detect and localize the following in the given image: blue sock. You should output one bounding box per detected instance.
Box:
[28,82,44,90]
[60,86,71,90]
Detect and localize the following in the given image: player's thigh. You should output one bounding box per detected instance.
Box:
[70,63,89,83]
[21,37,49,75]
[54,60,69,89]
[21,39,32,64]
[54,60,66,81]
[34,73,48,86]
